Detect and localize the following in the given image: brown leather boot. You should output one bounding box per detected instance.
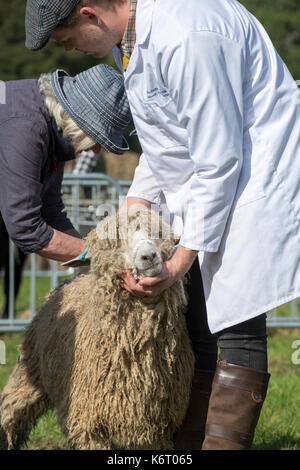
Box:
[202,360,270,450]
[174,368,215,450]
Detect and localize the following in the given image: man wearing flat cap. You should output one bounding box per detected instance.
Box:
[0,64,131,262]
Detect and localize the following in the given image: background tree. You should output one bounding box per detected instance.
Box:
[0,1,141,150]
[1,1,299,81]
[242,0,300,80]
[0,0,108,81]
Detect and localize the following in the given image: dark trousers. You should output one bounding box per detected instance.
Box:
[0,213,27,318]
[186,258,268,373]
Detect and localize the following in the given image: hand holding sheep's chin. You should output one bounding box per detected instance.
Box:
[120,260,177,298]
[120,245,199,298]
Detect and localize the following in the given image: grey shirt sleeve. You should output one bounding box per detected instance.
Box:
[0,117,73,254]
[41,162,74,233]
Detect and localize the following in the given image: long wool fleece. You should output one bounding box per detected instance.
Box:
[0,210,194,450]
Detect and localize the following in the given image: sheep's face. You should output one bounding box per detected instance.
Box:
[128,230,163,280]
[87,209,178,281]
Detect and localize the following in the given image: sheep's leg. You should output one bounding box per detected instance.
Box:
[54,406,111,450]
[64,426,112,450]
[0,360,49,450]
[0,424,8,449]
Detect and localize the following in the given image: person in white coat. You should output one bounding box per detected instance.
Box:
[25,0,300,450]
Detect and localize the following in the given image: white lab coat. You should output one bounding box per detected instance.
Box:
[114,0,300,333]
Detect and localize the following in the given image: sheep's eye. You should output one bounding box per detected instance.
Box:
[142,255,148,260]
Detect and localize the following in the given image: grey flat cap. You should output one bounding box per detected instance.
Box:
[26,0,82,51]
[51,64,132,155]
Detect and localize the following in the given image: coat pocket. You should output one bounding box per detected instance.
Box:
[144,101,183,149]
[234,190,266,210]
[233,165,266,210]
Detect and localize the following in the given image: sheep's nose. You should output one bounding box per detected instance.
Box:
[142,253,157,261]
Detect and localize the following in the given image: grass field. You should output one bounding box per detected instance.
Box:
[1,328,299,450]
[0,278,300,450]
[0,275,72,315]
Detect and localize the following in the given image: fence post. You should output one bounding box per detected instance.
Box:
[0,340,6,365]
[50,260,59,289]
[291,299,297,317]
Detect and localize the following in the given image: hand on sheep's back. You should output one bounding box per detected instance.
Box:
[120,243,198,299]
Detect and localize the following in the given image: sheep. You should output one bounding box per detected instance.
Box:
[0,208,195,450]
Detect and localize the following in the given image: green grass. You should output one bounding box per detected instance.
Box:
[0,275,71,314]
[1,328,300,450]
[0,332,70,450]
[268,297,300,318]
[252,328,300,450]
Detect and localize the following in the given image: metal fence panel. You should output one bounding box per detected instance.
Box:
[0,173,299,331]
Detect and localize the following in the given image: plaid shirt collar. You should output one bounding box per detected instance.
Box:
[119,0,137,61]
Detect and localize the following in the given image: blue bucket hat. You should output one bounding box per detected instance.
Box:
[51,64,132,155]
[26,0,82,51]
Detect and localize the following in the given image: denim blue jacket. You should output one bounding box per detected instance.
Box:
[0,79,75,254]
